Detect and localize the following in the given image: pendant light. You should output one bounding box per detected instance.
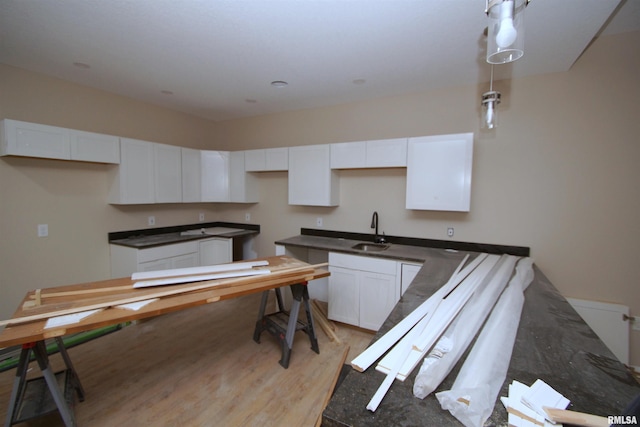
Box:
[485,0,529,64]
[481,65,501,130]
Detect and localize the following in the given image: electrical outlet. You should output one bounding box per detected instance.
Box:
[245,212,251,222]
[316,217,323,227]
[447,227,454,237]
[148,216,155,226]
[199,212,205,222]
[37,224,48,237]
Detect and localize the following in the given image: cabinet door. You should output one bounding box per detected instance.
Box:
[171,252,200,269]
[112,138,155,204]
[265,147,288,171]
[154,143,182,203]
[138,258,173,272]
[229,151,257,203]
[406,133,473,212]
[330,141,366,169]
[366,138,407,167]
[201,150,229,202]
[181,147,202,203]
[69,130,120,163]
[244,149,266,172]
[199,238,232,265]
[1,119,70,160]
[328,266,359,326]
[359,271,398,330]
[288,144,339,206]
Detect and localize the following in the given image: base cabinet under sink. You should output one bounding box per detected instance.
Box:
[328,252,399,331]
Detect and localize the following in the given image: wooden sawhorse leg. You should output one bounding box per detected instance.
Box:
[253,282,320,368]
[4,338,84,427]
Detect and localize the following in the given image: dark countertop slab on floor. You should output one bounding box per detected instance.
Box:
[108,221,259,249]
[320,249,640,426]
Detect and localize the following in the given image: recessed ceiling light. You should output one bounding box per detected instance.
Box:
[353,79,366,85]
[270,80,288,88]
[161,90,174,95]
[72,62,91,69]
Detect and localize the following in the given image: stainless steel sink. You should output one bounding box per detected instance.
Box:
[351,242,390,252]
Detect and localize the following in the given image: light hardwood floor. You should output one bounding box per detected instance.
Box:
[0,292,374,426]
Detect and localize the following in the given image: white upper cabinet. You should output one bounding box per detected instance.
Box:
[405,132,474,212]
[330,138,407,169]
[201,150,230,202]
[229,151,258,203]
[244,147,288,171]
[330,141,366,169]
[1,119,119,163]
[288,144,339,206]
[181,147,202,203]
[366,138,407,167]
[153,143,182,203]
[181,149,256,204]
[110,138,155,204]
[68,129,120,163]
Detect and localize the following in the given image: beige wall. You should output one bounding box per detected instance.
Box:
[1,31,639,364]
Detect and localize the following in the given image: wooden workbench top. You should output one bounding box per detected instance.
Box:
[0,256,328,348]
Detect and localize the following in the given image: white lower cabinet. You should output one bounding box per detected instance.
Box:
[328,252,400,331]
[110,238,232,278]
[199,237,232,266]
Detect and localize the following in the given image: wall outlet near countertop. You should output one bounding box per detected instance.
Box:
[199,212,205,222]
[245,212,251,222]
[447,227,454,237]
[148,216,155,226]
[316,217,323,227]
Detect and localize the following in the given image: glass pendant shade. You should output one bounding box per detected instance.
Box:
[486,0,526,64]
[481,91,501,129]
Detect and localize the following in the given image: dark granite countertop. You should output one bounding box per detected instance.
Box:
[109,221,259,249]
[275,228,530,262]
[320,249,640,426]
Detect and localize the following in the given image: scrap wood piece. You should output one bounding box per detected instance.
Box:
[0,263,325,328]
[311,299,334,331]
[312,302,340,344]
[315,346,350,427]
[543,408,609,427]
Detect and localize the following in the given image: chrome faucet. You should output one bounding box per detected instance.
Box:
[371,211,386,243]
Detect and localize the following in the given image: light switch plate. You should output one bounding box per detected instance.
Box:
[37,224,48,237]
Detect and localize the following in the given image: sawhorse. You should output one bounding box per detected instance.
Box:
[253,282,319,368]
[4,337,84,427]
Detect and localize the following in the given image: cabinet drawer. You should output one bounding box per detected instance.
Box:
[329,252,396,275]
[138,241,199,263]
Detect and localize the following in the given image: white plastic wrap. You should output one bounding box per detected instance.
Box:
[435,257,534,427]
[413,255,518,399]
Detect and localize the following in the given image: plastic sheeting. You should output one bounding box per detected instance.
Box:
[413,255,518,399]
[435,257,534,427]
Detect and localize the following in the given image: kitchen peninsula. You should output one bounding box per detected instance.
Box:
[275,229,640,426]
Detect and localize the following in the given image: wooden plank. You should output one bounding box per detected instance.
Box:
[312,301,341,343]
[543,407,609,427]
[315,346,350,427]
[0,261,325,328]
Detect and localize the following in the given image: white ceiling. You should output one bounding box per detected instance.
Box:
[1,0,638,122]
